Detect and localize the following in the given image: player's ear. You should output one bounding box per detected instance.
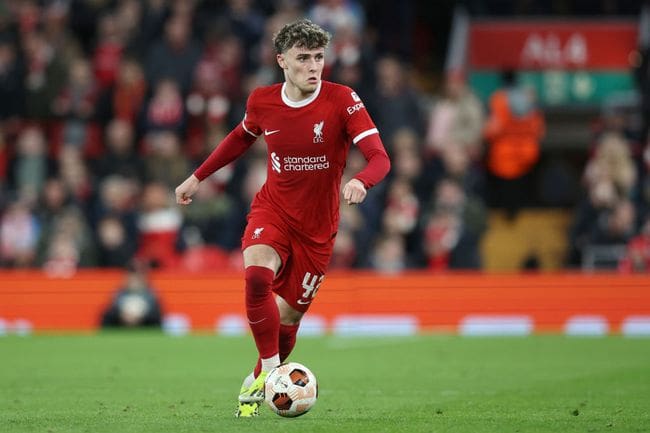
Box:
[277,53,287,69]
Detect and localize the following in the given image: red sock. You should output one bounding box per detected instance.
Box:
[279,323,299,362]
[253,323,300,377]
[245,266,279,361]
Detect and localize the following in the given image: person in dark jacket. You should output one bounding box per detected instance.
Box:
[100,261,162,328]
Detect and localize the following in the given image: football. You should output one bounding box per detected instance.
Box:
[264,362,318,417]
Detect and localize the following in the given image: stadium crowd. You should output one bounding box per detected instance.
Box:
[0,0,649,274]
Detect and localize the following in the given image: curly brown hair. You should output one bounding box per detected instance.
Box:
[273,19,331,54]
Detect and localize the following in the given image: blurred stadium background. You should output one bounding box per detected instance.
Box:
[0,0,649,337]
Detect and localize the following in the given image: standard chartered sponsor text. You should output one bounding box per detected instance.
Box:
[283,155,330,171]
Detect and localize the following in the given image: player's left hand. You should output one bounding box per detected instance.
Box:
[342,178,367,205]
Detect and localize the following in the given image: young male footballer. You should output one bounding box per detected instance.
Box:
[175,19,390,417]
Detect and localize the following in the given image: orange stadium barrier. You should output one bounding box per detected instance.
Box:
[0,270,649,335]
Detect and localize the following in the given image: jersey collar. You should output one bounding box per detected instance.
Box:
[281,81,322,108]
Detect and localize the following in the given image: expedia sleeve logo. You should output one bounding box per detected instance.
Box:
[347,91,365,115]
[347,102,365,115]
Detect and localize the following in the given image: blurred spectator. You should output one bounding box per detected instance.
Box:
[100,262,162,328]
[52,57,99,149]
[330,226,357,269]
[424,73,486,199]
[93,174,140,241]
[114,0,144,52]
[36,176,73,232]
[0,37,25,121]
[567,178,618,267]
[58,145,92,204]
[422,208,460,271]
[421,178,487,270]
[92,118,144,182]
[330,55,365,95]
[178,176,239,251]
[567,131,639,266]
[41,0,81,66]
[330,199,365,269]
[38,175,68,208]
[390,127,447,206]
[338,148,382,263]
[0,200,39,267]
[140,78,186,135]
[308,0,364,36]
[184,30,241,156]
[484,70,545,218]
[144,14,201,95]
[41,231,80,277]
[191,30,243,105]
[583,132,637,199]
[426,72,484,161]
[369,233,407,274]
[35,176,98,270]
[380,177,421,265]
[21,30,67,119]
[92,12,124,90]
[381,178,419,242]
[366,56,424,149]
[38,207,97,276]
[135,181,182,268]
[144,131,190,188]
[95,214,137,268]
[439,141,486,198]
[125,0,168,59]
[15,0,41,35]
[7,125,57,204]
[96,57,147,126]
[221,0,265,73]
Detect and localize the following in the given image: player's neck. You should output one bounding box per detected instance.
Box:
[283,81,317,102]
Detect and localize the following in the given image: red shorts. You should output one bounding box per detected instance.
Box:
[241,208,334,313]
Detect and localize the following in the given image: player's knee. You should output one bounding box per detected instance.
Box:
[278,304,303,325]
[243,245,282,272]
[245,266,274,297]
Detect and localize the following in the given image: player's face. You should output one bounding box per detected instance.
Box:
[278,45,325,99]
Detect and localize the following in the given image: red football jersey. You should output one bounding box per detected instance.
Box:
[242,80,378,244]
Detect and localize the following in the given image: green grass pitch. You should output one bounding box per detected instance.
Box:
[1,333,649,433]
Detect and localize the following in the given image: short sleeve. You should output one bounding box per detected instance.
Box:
[340,86,379,145]
[242,90,262,137]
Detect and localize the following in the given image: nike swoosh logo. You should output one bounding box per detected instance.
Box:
[264,129,280,136]
[296,299,311,305]
[248,318,267,324]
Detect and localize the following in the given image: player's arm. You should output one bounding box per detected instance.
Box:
[343,133,391,205]
[175,123,257,205]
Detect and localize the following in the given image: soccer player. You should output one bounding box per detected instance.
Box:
[174,19,390,417]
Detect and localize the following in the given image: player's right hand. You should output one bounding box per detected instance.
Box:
[175,174,200,205]
[342,178,367,205]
